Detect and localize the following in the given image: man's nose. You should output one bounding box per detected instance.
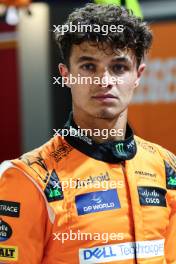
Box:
[99,70,114,88]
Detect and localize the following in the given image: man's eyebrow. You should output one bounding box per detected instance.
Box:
[111,56,132,63]
[76,55,132,64]
[76,56,99,63]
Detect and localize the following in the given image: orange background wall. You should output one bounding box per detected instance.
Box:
[129,22,176,154]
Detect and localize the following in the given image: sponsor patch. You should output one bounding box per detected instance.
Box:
[135,171,156,178]
[0,219,12,242]
[136,140,156,154]
[75,172,110,189]
[20,153,50,184]
[115,143,127,157]
[0,201,20,218]
[0,245,18,261]
[75,189,120,216]
[166,151,176,171]
[44,170,64,202]
[138,186,166,207]
[50,143,73,162]
[79,239,164,263]
[165,160,176,189]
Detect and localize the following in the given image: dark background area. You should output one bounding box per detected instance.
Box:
[0,0,176,162]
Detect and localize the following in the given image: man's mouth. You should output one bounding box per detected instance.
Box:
[92,93,118,101]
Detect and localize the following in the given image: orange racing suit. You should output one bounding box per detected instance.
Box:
[0,114,176,264]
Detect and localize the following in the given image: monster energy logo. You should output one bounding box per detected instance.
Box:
[115,143,126,156]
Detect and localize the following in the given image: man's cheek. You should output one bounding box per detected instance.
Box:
[72,86,87,101]
[120,88,133,103]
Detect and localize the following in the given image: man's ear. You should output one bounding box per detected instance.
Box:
[58,63,71,88]
[134,63,146,87]
[58,63,69,77]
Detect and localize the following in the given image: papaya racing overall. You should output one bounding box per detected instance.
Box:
[0,113,176,264]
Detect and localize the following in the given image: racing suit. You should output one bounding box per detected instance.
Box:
[0,113,176,264]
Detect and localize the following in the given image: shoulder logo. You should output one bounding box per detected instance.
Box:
[165,160,176,189]
[50,143,73,162]
[0,201,20,218]
[44,170,64,202]
[166,151,176,171]
[136,139,156,154]
[20,152,50,184]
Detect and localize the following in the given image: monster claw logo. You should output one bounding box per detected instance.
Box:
[115,143,126,156]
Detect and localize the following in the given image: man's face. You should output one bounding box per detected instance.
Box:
[59,41,145,119]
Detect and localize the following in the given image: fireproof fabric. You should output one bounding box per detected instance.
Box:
[0,124,176,263]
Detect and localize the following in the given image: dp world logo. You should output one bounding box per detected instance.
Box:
[91,194,102,204]
[115,143,126,157]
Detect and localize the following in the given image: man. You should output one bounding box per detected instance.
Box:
[0,3,176,264]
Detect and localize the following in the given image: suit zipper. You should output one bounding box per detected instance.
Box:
[120,161,138,264]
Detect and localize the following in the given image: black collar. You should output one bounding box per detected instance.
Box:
[62,112,137,163]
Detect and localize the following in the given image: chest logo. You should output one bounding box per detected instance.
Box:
[75,189,121,215]
[138,186,166,207]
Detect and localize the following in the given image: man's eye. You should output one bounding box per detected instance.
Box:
[81,64,96,72]
[112,64,128,74]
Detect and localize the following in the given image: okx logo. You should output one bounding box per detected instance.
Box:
[44,170,64,202]
[115,143,126,157]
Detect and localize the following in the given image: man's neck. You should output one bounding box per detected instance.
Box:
[73,109,128,143]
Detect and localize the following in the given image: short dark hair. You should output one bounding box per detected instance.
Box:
[55,3,153,67]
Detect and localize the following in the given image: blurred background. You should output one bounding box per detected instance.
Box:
[0,0,176,163]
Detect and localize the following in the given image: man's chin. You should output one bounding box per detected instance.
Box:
[93,109,120,119]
